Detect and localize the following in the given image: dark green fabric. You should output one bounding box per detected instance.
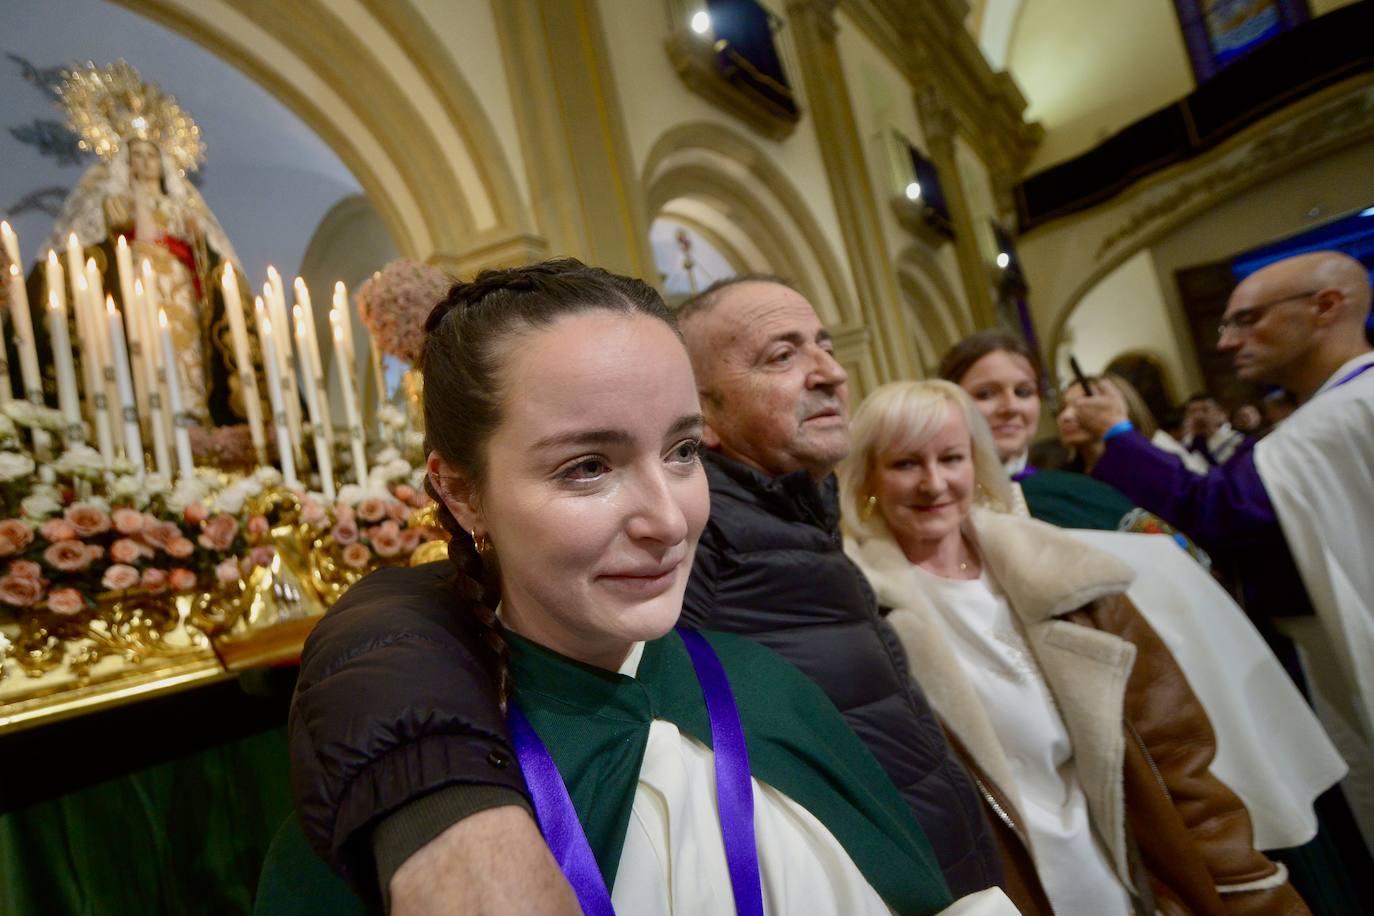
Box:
[372,783,530,912]
[1020,469,1136,530]
[0,726,293,916]
[255,815,369,916]
[507,629,954,915]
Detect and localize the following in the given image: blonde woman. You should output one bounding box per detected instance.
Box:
[837,379,1306,916]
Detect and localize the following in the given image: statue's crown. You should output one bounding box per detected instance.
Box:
[56,59,205,174]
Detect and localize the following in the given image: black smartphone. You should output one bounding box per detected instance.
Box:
[1069,356,1095,396]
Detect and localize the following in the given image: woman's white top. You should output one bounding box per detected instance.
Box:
[608,642,1017,915]
[909,565,1132,916]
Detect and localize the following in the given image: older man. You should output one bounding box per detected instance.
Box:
[1072,250,1374,839]
[290,275,1003,913]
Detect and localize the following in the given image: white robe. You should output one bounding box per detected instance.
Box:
[1253,351,1374,841]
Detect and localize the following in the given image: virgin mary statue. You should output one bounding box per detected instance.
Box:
[20,60,256,429]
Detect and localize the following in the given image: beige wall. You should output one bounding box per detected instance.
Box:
[1057,248,1200,400]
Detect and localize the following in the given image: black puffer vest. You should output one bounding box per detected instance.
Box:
[682,451,1002,897]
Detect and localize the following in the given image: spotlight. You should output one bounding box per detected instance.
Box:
[904,181,922,201]
[996,252,1010,269]
[690,11,711,34]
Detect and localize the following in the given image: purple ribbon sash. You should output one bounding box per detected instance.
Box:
[1330,360,1374,392]
[507,630,765,916]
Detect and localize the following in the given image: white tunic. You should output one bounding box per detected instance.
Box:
[1253,351,1374,841]
[909,566,1132,916]
[607,643,1018,915]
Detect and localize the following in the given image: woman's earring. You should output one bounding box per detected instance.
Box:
[860,495,878,521]
[472,530,491,556]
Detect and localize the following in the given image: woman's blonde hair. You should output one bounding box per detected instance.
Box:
[1061,372,1159,438]
[838,380,1014,542]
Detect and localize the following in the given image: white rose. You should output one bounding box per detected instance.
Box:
[377,405,406,429]
[33,406,66,432]
[53,445,105,480]
[0,413,17,440]
[143,474,172,496]
[2,402,37,427]
[20,492,62,519]
[0,451,35,482]
[335,483,365,507]
[374,447,402,465]
[255,466,283,486]
[216,488,247,515]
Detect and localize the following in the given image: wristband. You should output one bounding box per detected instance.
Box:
[1103,420,1134,441]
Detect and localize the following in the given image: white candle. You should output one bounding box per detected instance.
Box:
[294,313,335,501]
[158,309,194,478]
[115,237,151,428]
[7,262,50,453]
[64,233,83,298]
[139,260,173,440]
[85,258,120,440]
[266,268,303,458]
[46,290,84,445]
[331,318,367,482]
[221,263,266,462]
[0,220,19,268]
[293,278,334,451]
[72,270,114,465]
[333,281,358,376]
[258,311,298,489]
[106,296,144,473]
[134,279,171,478]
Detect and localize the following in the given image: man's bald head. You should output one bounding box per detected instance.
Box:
[677,277,851,479]
[1220,251,1373,398]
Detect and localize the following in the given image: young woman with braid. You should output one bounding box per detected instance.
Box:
[260,260,1014,915]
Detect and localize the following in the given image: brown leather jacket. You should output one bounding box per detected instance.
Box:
[848,509,1308,916]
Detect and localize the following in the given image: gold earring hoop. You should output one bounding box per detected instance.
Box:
[472,531,491,556]
[860,495,878,521]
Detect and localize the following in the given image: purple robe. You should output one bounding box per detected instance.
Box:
[1091,430,1312,624]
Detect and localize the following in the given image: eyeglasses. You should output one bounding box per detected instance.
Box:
[1218,290,1318,338]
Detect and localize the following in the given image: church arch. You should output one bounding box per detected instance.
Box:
[120,0,533,262]
[642,121,856,327]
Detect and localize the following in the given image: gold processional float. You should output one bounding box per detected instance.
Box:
[0,61,453,734]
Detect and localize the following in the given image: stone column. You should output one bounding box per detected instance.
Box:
[784,0,915,382]
[915,84,999,330]
[489,0,655,280]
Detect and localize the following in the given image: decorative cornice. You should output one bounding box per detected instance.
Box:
[664,30,801,141]
[840,0,1042,177]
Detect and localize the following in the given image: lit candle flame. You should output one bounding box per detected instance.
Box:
[106,295,116,315]
[134,279,144,296]
[159,309,168,328]
[255,295,266,315]
[263,318,273,336]
[117,235,128,250]
[48,291,59,311]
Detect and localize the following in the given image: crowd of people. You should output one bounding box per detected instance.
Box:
[260,250,1373,914]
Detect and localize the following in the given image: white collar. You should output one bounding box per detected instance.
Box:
[1314,351,1374,398]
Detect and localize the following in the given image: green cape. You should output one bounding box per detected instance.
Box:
[507,628,953,915]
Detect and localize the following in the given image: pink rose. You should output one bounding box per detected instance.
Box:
[357,498,388,523]
[198,514,240,551]
[334,504,356,525]
[140,568,168,592]
[85,544,104,562]
[44,540,96,572]
[0,573,44,607]
[330,521,358,546]
[169,567,198,591]
[246,515,270,538]
[101,563,140,592]
[165,537,194,559]
[399,528,422,555]
[140,520,181,551]
[410,490,433,509]
[113,508,144,535]
[40,518,78,542]
[214,558,241,584]
[251,545,275,568]
[47,587,85,617]
[183,502,208,525]
[0,519,34,556]
[393,484,416,503]
[341,542,372,569]
[10,559,42,580]
[386,501,409,521]
[110,538,150,564]
[371,523,404,558]
[64,503,111,538]
[300,500,328,528]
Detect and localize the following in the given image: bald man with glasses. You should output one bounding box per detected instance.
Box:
[1073,251,1374,863]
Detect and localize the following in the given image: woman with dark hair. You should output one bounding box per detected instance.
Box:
[262,260,1012,915]
[939,331,1163,532]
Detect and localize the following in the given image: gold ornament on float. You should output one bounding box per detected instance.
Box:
[56,59,206,174]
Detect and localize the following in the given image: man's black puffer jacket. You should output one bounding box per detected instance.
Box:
[682,451,1002,897]
[290,450,1002,898]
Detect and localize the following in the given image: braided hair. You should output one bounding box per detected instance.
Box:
[420,258,676,704]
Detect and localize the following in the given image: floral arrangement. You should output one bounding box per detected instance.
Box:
[355,258,451,363]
